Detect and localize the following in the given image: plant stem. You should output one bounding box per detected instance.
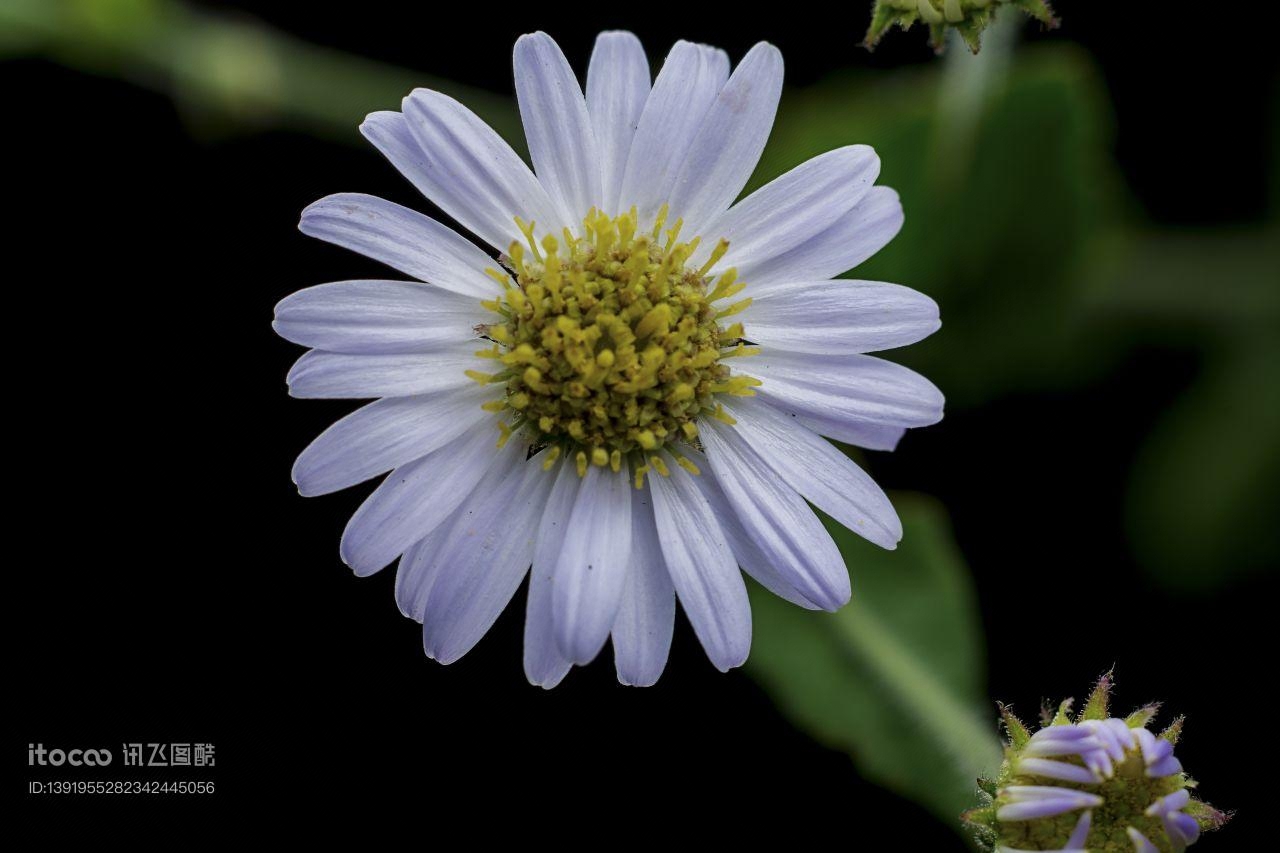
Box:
[836,600,1003,779]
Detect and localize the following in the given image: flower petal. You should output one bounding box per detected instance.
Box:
[1127,828,1160,853]
[745,350,944,429]
[720,397,902,549]
[297,193,505,298]
[340,427,516,576]
[272,279,482,355]
[524,458,581,689]
[779,406,908,452]
[647,463,751,671]
[701,419,851,610]
[688,453,822,610]
[617,41,729,227]
[585,31,651,215]
[420,447,555,664]
[291,384,498,497]
[394,518,454,623]
[363,100,563,253]
[514,32,601,224]
[742,279,940,355]
[611,485,675,686]
[553,464,633,664]
[286,346,482,399]
[666,42,784,237]
[695,145,880,273]
[734,186,904,287]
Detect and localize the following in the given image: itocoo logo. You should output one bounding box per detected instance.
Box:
[28,743,113,766]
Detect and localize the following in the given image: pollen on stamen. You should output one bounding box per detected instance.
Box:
[470,208,764,477]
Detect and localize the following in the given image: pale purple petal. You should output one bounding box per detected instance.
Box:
[695,146,880,274]
[747,350,945,430]
[611,486,675,686]
[291,385,499,496]
[514,32,601,223]
[524,458,580,688]
[720,397,902,549]
[1017,758,1101,785]
[688,450,822,610]
[742,279,940,355]
[734,186,903,287]
[648,463,751,671]
[586,31,651,214]
[286,347,482,399]
[1127,828,1160,853]
[666,42,783,237]
[273,279,483,355]
[617,41,728,227]
[298,193,506,298]
[1066,810,1093,847]
[421,447,556,664]
[340,427,514,576]
[701,418,850,610]
[553,464,633,664]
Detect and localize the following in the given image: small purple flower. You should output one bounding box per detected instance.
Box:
[964,674,1230,852]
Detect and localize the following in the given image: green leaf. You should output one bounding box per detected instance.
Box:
[1125,336,1280,590]
[745,494,1000,824]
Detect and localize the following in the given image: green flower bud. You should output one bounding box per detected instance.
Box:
[864,0,1059,54]
[964,673,1231,851]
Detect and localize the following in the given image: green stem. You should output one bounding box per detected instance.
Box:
[836,600,1003,779]
[927,11,1018,192]
[0,0,521,146]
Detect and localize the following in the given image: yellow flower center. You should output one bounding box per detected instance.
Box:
[470,206,759,481]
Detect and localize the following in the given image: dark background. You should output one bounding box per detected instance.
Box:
[12,1,1274,841]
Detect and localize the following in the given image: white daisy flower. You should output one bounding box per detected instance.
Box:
[275,31,944,687]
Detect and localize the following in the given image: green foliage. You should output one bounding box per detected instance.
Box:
[745,495,999,823]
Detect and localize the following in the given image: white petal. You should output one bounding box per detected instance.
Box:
[735,186,904,287]
[647,464,751,671]
[363,102,563,254]
[291,384,498,497]
[524,459,581,689]
[743,279,940,354]
[701,419,851,610]
[586,31,651,214]
[421,447,555,664]
[617,41,729,227]
[286,346,482,399]
[297,193,505,299]
[695,145,880,273]
[784,407,908,452]
[514,32,601,223]
[746,350,944,429]
[340,427,515,576]
[272,279,483,355]
[688,449,822,611]
[720,397,902,549]
[553,464,633,664]
[666,42,784,237]
[611,486,675,686]
[394,518,454,623]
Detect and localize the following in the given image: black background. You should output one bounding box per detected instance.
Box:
[12,1,1274,841]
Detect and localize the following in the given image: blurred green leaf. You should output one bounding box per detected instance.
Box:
[1126,336,1280,591]
[746,494,999,825]
[758,46,1125,407]
[0,0,521,144]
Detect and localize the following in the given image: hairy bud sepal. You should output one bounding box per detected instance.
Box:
[864,0,1059,54]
